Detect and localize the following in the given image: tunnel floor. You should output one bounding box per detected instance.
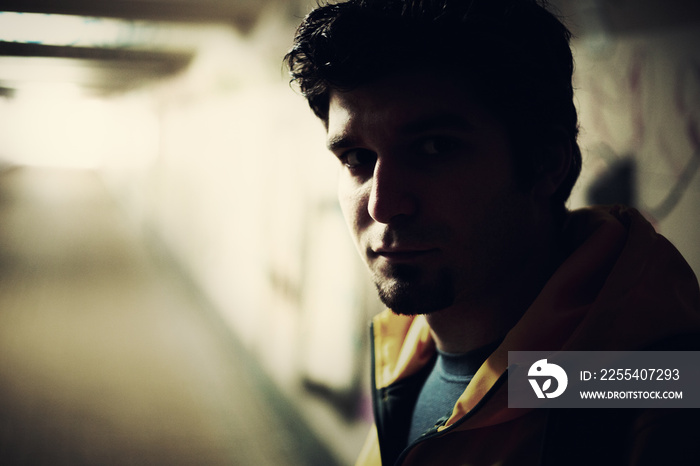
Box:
[0,166,336,466]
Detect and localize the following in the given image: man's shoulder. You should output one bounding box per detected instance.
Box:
[542,402,700,466]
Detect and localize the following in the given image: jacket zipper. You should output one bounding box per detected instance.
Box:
[391,368,510,465]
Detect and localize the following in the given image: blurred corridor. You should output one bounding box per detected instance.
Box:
[0,166,337,465]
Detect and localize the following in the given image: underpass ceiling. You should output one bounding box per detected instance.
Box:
[0,41,194,94]
[0,0,307,94]
[0,0,270,28]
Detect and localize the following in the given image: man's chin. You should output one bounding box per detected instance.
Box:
[374,270,454,316]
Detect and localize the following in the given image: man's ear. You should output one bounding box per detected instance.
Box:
[532,128,572,199]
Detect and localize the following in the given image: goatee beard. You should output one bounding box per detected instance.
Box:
[374,264,455,315]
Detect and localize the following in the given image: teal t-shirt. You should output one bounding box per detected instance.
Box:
[407,341,499,446]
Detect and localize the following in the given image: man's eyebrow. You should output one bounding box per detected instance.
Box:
[326,135,357,152]
[326,114,473,151]
[399,114,475,134]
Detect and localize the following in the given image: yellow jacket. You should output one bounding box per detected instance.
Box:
[357,206,700,465]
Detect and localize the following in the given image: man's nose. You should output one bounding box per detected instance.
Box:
[367,159,417,224]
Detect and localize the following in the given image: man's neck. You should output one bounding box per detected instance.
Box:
[426,225,566,354]
[425,300,523,354]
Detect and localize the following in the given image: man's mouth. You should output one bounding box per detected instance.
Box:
[371,247,439,263]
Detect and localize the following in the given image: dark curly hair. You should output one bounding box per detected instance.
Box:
[285,0,582,216]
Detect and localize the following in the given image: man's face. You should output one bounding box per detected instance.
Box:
[326,73,548,315]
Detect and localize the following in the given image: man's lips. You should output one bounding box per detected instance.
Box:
[370,247,439,262]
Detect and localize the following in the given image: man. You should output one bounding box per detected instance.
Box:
[285,0,700,464]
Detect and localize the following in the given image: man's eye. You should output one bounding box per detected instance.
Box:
[418,137,457,156]
[339,149,376,169]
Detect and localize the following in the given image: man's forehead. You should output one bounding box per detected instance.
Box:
[325,76,489,147]
[326,90,358,149]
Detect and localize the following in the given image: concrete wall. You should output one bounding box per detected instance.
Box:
[569,16,700,276]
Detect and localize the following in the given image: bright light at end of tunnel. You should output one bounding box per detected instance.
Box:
[1,83,109,169]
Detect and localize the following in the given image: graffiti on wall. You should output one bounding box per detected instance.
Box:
[574,29,700,223]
